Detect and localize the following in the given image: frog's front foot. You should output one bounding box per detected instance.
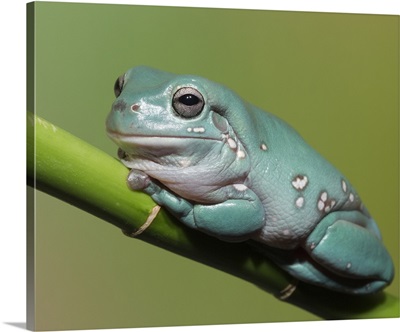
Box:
[126,169,195,220]
[126,171,266,242]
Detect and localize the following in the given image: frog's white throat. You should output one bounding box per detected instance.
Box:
[119,139,249,204]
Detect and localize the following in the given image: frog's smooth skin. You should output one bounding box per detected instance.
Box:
[106,66,394,294]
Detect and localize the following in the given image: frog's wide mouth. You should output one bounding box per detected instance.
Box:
[107,130,222,145]
[106,131,224,156]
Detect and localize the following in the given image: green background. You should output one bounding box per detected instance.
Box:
[30,2,399,330]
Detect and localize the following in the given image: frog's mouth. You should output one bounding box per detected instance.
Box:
[107,131,222,144]
[107,130,223,156]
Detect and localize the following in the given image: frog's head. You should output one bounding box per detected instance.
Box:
[106,66,254,174]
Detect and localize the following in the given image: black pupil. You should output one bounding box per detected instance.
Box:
[179,94,199,106]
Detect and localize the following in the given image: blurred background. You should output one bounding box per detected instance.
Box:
[31,2,398,330]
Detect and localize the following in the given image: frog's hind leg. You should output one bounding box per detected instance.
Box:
[251,211,394,294]
[302,210,394,294]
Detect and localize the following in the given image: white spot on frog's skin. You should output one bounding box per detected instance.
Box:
[237,150,246,159]
[291,175,308,191]
[349,193,355,202]
[283,229,291,236]
[233,184,248,191]
[187,127,193,132]
[260,143,268,151]
[346,262,352,269]
[317,191,336,212]
[324,205,331,213]
[193,127,205,133]
[341,179,347,193]
[310,242,316,250]
[295,196,304,208]
[324,200,336,213]
[227,138,237,149]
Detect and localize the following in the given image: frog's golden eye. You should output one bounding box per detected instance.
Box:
[172,87,204,118]
[114,75,125,97]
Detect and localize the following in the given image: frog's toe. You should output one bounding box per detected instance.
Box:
[127,169,151,191]
[304,211,394,293]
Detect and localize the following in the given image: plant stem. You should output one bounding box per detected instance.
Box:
[27,112,399,320]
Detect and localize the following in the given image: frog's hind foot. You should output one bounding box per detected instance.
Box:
[251,210,394,294]
[302,210,394,294]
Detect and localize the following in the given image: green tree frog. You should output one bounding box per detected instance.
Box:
[106,66,394,294]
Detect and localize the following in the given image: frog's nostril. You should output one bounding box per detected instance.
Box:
[113,99,127,112]
[131,104,140,112]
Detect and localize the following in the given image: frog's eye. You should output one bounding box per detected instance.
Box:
[114,75,125,97]
[172,87,204,118]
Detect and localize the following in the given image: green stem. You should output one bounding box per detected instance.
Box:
[27,111,399,320]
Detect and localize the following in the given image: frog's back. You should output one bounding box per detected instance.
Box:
[245,105,366,248]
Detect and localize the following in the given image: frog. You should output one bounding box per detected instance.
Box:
[106,66,394,295]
